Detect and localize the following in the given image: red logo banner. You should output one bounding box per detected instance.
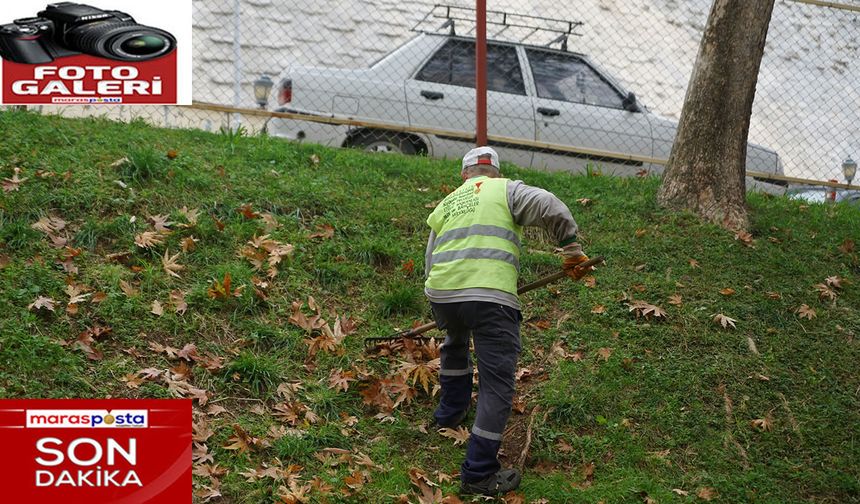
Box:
[1,52,177,104]
[0,399,191,503]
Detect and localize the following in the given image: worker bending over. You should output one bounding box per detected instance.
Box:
[424,146,590,495]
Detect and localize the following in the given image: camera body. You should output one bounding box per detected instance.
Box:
[0,2,175,64]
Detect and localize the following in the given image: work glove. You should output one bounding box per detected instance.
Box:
[560,243,591,281]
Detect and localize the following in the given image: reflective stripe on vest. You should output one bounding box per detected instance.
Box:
[430,247,520,270]
[433,224,522,250]
[425,176,523,296]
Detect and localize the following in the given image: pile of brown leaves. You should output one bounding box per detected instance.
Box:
[360,338,441,414]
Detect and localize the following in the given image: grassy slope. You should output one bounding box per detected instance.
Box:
[0,110,858,503]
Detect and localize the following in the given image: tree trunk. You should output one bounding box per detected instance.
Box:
[656,0,775,231]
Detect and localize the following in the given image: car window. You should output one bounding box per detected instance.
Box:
[415,39,525,95]
[526,49,623,108]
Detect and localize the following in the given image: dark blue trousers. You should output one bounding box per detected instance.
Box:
[430,301,522,483]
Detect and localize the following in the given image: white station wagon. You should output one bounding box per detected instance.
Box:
[266,28,784,184]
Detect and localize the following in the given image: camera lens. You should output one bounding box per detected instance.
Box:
[119,35,166,56]
[66,22,175,61]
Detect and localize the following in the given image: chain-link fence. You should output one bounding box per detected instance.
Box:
[33,0,860,187]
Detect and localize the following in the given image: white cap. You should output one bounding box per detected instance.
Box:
[461,146,500,173]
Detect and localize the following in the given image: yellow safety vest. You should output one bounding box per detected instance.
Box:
[425,176,523,296]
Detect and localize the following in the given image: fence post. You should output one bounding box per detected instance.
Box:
[232,0,243,130]
[475,0,487,147]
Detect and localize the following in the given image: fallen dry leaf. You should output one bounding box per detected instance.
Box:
[192,442,214,464]
[597,347,613,361]
[149,342,179,359]
[814,283,838,301]
[837,239,854,255]
[135,231,164,249]
[627,300,667,320]
[31,216,67,235]
[237,203,260,220]
[719,288,736,296]
[180,236,198,252]
[119,280,138,297]
[210,214,225,232]
[825,275,843,290]
[408,467,442,504]
[259,212,280,232]
[796,304,816,320]
[697,487,718,501]
[556,438,574,453]
[668,294,682,306]
[2,167,28,192]
[149,214,173,233]
[177,343,198,361]
[329,368,356,392]
[28,296,57,312]
[750,416,773,431]
[400,360,440,394]
[178,206,199,226]
[308,224,335,240]
[208,272,244,300]
[206,405,227,416]
[438,426,470,446]
[151,300,164,316]
[735,231,755,248]
[169,290,187,314]
[713,313,737,329]
[195,484,222,502]
[591,304,605,314]
[528,319,552,330]
[501,491,526,504]
[161,249,184,278]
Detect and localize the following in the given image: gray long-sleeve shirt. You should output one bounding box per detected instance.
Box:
[424,179,578,310]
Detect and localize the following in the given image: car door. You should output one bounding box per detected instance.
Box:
[405,37,535,168]
[525,48,653,176]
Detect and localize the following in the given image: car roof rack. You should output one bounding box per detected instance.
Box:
[411,3,584,51]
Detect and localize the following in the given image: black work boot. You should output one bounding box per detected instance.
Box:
[460,468,521,496]
[433,409,468,429]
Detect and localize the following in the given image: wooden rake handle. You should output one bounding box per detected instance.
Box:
[364,255,605,345]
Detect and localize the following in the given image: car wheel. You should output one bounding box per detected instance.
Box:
[350,131,416,155]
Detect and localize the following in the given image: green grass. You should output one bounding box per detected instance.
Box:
[1,109,859,503]
[119,145,168,182]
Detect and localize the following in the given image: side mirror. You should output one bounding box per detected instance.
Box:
[622,92,640,112]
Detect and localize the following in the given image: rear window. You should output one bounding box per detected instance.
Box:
[416,39,526,96]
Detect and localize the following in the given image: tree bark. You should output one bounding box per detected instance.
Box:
[656,0,775,231]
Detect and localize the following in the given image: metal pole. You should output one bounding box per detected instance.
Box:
[475,0,488,146]
[232,0,242,129]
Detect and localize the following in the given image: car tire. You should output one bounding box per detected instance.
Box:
[348,131,417,155]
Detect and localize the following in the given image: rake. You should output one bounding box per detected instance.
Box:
[363,255,605,347]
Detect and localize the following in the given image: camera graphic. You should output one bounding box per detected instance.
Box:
[0,2,176,64]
